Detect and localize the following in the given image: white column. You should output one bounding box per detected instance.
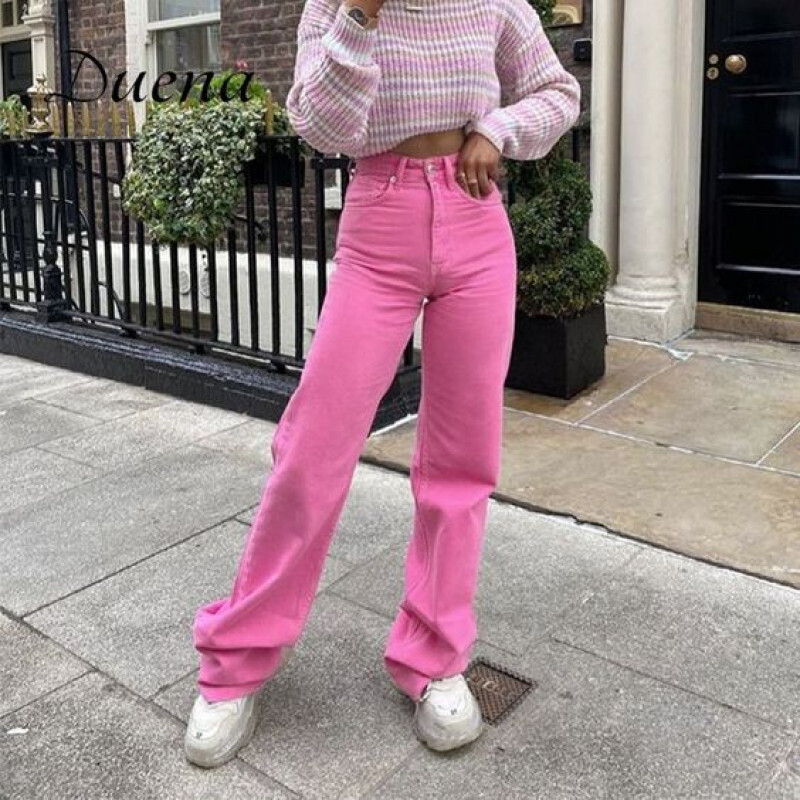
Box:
[125,0,150,134]
[588,0,624,279]
[22,0,56,90]
[604,0,686,343]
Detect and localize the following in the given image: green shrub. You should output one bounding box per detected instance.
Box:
[121,98,264,246]
[122,66,310,246]
[178,69,310,156]
[502,0,611,319]
[507,156,592,264]
[508,141,610,319]
[516,239,610,319]
[529,0,555,26]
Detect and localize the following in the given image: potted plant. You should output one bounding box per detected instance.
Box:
[121,91,264,247]
[244,101,312,188]
[183,64,312,188]
[503,137,611,399]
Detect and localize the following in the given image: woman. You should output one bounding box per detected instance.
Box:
[185,0,580,768]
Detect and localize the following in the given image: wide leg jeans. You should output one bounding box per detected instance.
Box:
[192,148,518,703]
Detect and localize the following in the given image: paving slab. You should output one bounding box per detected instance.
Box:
[0,355,96,409]
[0,445,98,515]
[31,375,174,421]
[37,398,249,472]
[672,329,800,371]
[363,409,800,588]
[365,640,794,800]
[327,506,640,655]
[0,443,265,615]
[551,547,800,730]
[763,426,800,474]
[154,592,424,800]
[0,613,89,718]
[760,738,800,800]
[190,416,280,466]
[25,518,352,699]
[0,398,102,455]
[505,337,679,423]
[0,671,292,800]
[582,354,800,463]
[763,773,800,799]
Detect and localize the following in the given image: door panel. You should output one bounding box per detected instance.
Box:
[722,95,799,173]
[699,0,800,312]
[731,1,800,34]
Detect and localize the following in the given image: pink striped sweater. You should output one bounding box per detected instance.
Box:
[285,0,581,160]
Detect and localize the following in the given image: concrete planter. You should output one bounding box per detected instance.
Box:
[505,301,607,399]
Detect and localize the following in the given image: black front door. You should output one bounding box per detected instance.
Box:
[2,39,32,109]
[699,0,800,312]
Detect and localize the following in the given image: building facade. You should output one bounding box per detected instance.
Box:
[3,0,797,345]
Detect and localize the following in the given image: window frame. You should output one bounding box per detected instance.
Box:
[143,2,222,92]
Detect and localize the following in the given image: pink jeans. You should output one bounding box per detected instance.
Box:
[192,149,517,703]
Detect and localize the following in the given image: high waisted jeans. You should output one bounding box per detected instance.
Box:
[192,148,517,703]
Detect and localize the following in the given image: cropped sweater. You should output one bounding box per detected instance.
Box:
[285,0,581,160]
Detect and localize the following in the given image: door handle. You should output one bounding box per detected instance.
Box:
[725,54,747,75]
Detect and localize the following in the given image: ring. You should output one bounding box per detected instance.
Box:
[467,179,479,185]
[457,171,467,179]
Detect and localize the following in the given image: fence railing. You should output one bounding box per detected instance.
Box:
[0,132,423,378]
[0,118,588,398]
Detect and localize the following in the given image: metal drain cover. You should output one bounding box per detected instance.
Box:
[464,657,536,726]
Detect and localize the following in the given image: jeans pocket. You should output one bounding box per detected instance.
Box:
[344,172,396,207]
[452,179,503,208]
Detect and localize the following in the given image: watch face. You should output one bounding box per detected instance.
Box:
[347,6,368,24]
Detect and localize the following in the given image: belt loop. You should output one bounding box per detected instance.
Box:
[443,154,457,191]
[395,155,409,185]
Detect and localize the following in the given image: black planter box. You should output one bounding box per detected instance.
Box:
[244,150,306,188]
[505,301,607,399]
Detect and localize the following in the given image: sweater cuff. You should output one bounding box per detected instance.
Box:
[465,112,510,156]
[321,4,378,67]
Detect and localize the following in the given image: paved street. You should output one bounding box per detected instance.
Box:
[1,350,799,799]
[367,329,800,588]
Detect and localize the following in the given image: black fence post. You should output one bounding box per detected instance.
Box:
[31,135,68,323]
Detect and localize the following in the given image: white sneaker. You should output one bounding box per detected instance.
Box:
[184,645,294,768]
[413,673,484,752]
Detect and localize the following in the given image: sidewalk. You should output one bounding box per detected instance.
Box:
[1,348,799,799]
[366,328,800,588]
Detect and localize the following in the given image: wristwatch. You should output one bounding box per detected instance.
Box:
[342,1,380,29]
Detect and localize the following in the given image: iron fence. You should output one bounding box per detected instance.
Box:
[0,125,587,422]
[0,133,424,379]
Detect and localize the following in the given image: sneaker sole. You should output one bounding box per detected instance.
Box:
[412,704,485,752]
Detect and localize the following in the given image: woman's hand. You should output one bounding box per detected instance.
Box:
[456,132,503,199]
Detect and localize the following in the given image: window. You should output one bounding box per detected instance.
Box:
[1,0,25,29]
[146,0,221,96]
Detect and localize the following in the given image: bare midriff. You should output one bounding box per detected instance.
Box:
[388,126,467,158]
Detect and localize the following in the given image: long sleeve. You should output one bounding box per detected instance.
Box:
[285,0,382,154]
[464,0,581,161]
